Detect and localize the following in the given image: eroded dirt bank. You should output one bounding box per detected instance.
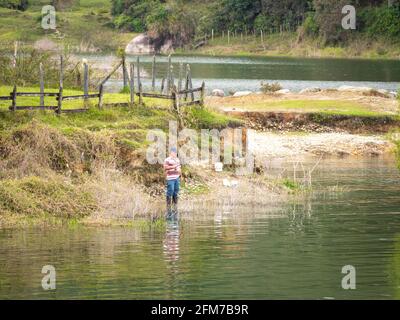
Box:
[234,111,400,134]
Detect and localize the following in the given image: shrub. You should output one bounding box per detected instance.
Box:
[303,13,319,36]
[260,81,282,93]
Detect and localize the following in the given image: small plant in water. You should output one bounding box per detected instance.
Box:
[282,178,301,191]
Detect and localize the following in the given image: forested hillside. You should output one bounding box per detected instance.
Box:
[0,0,399,57]
[111,0,400,45]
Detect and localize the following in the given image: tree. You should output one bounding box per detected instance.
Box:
[0,0,29,11]
[313,0,353,44]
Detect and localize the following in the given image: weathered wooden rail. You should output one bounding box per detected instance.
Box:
[1,54,205,115]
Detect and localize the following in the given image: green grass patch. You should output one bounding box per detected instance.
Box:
[0,0,136,51]
[0,176,97,218]
[234,99,394,117]
[184,106,242,129]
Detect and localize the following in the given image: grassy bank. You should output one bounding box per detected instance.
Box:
[182,33,400,59]
[0,86,241,226]
[0,0,136,52]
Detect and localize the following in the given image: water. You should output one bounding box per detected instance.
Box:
[79,54,400,93]
[1,157,400,299]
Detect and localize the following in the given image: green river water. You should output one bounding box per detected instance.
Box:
[0,157,399,299]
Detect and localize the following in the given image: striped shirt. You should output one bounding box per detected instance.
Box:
[164,157,181,180]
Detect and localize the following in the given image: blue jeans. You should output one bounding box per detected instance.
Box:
[166,178,180,198]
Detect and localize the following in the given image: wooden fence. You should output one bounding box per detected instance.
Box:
[0,54,205,115]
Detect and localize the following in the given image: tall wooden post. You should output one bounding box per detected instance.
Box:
[57,55,64,115]
[161,77,165,93]
[98,84,104,109]
[170,64,174,90]
[139,83,143,106]
[136,56,141,92]
[83,62,89,98]
[178,63,183,92]
[200,81,205,107]
[13,41,18,68]
[228,30,230,44]
[167,54,172,93]
[122,55,128,89]
[11,85,17,111]
[39,63,44,108]
[130,62,135,105]
[211,29,214,41]
[188,64,194,101]
[151,55,156,92]
[184,64,189,101]
[172,85,179,112]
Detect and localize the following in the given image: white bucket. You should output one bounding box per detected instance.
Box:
[214,162,223,172]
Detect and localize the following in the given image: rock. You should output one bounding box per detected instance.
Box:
[160,39,174,54]
[389,91,398,98]
[233,91,253,97]
[299,87,321,94]
[338,85,372,93]
[212,89,225,97]
[223,179,239,187]
[377,89,389,95]
[33,38,59,52]
[276,89,290,94]
[125,34,155,55]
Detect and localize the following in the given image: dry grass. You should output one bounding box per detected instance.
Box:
[84,168,163,221]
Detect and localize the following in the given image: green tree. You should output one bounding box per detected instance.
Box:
[0,0,28,10]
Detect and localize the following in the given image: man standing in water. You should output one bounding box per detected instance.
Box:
[164,147,181,216]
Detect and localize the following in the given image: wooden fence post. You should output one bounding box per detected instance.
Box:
[130,62,135,105]
[13,41,18,68]
[83,62,89,99]
[167,54,172,93]
[178,63,183,92]
[172,86,179,111]
[139,83,143,106]
[161,77,165,93]
[184,64,189,101]
[122,55,128,89]
[136,56,141,93]
[212,29,214,41]
[170,64,174,90]
[200,81,205,107]
[98,84,104,109]
[57,55,63,115]
[188,64,194,101]
[151,55,156,92]
[11,85,17,111]
[39,63,44,108]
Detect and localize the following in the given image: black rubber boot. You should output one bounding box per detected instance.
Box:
[166,196,172,218]
[172,195,178,213]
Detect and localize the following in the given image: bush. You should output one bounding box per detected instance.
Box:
[303,13,319,36]
[359,5,400,39]
[0,0,28,11]
[260,82,282,93]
